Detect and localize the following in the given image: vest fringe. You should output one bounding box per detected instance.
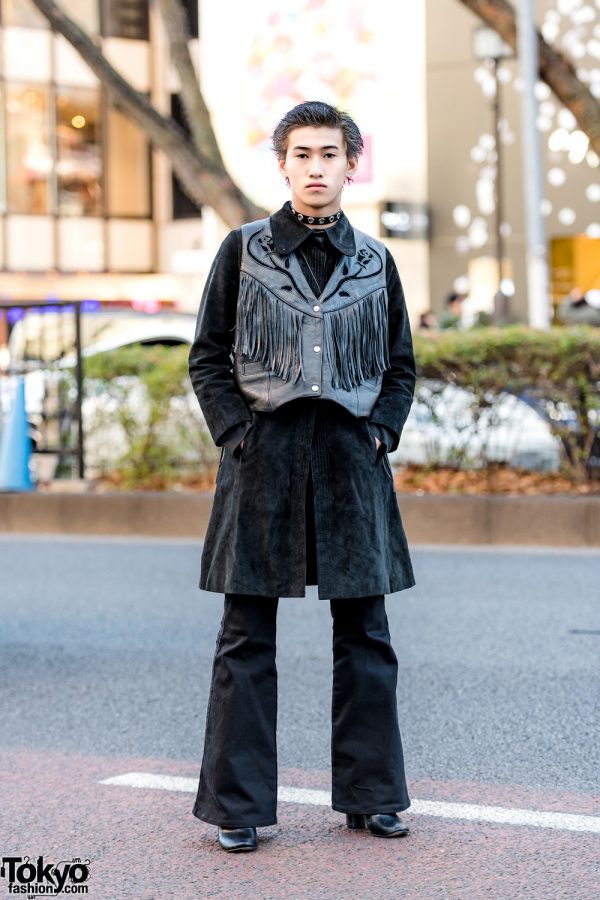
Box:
[234,273,305,383]
[324,290,390,391]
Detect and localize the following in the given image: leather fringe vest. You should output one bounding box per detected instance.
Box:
[233,218,390,417]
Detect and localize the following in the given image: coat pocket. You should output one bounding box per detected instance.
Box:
[366,421,393,479]
[237,415,257,462]
[381,452,394,480]
[365,421,379,463]
[217,444,225,469]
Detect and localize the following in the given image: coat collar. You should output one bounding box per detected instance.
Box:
[270,201,356,257]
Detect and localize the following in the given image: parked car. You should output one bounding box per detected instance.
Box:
[390,381,562,472]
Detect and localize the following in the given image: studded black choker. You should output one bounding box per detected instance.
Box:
[290,203,342,226]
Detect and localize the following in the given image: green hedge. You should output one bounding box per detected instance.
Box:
[81,327,600,487]
[413,325,600,480]
[83,344,218,488]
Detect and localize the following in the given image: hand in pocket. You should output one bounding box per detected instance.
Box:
[366,421,382,452]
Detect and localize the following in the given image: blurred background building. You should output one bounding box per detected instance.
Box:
[426,0,600,326]
[0,0,598,346]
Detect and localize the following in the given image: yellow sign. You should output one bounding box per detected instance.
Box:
[550,236,600,303]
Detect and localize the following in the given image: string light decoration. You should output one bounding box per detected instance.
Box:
[453,0,600,256]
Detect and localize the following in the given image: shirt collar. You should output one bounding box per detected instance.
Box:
[270,201,356,257]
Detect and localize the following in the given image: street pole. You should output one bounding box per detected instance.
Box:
[517,0,551,329]
[74,300,85,480]
[472,27,514,323]
[492,57,510,322]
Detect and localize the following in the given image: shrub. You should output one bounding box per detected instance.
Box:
[83,344,218,489]
[80,327,600,488]
[413,325,600,482]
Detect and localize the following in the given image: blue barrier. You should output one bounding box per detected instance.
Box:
[0,376,34,492]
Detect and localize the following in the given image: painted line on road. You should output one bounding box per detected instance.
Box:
[99,772,600,835]
[101,773,197,793]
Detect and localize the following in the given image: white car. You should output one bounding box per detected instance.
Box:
[390,382,562,472]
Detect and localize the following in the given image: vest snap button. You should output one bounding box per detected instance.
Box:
[313,345,321,353]
[311,384,319,392]
[313,305,320,312]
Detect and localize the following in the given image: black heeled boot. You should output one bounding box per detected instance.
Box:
[346,813,409,837]
[217,826,258,852]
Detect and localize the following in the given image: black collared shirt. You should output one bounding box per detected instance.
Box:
[271,202,355,297]
[270,201,356,255]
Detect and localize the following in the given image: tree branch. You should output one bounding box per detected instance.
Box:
[458,0,600,155]
[30,0,267,226]
[155,0,225,168]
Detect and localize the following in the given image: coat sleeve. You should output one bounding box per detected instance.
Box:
[188,229,253,447]
[367,248,416,452]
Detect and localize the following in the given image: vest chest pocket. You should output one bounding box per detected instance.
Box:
[233,357,273,410]
[241,360,266,375]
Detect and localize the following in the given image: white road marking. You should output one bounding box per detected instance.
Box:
[99,772,600,834]
[100,772,197,793]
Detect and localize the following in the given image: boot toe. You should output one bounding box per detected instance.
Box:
[217,826,258,852]
[365,813,409,837]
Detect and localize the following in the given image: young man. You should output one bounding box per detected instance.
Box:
[188,101,416,853]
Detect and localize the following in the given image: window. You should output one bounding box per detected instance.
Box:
[60,0,100,35]
[101,0,149,40]
[180,0,199,39]
[106,104,151,217]
[0,85,6,214]
[56,86,102,216]
[4,83,152,219]
[1,0,49,28]
[170,92,201,220]
[5,83,52,214]
[2,0,100,33]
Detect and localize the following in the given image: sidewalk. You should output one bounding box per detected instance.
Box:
[1,491,599,545]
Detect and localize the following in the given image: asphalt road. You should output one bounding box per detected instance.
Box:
[1,536,599,898]
[1,536,599,788]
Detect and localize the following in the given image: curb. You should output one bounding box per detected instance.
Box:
[1,491,599,546]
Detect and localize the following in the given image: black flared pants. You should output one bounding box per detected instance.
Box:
[192,593,410,827]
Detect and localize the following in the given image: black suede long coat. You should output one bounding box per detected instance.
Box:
[188,204,416,600]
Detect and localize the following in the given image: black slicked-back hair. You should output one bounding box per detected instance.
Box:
[271,101,364,161]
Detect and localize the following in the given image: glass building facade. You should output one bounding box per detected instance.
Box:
[0,0,155,273]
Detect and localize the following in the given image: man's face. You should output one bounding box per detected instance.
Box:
[278,126,358,218]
